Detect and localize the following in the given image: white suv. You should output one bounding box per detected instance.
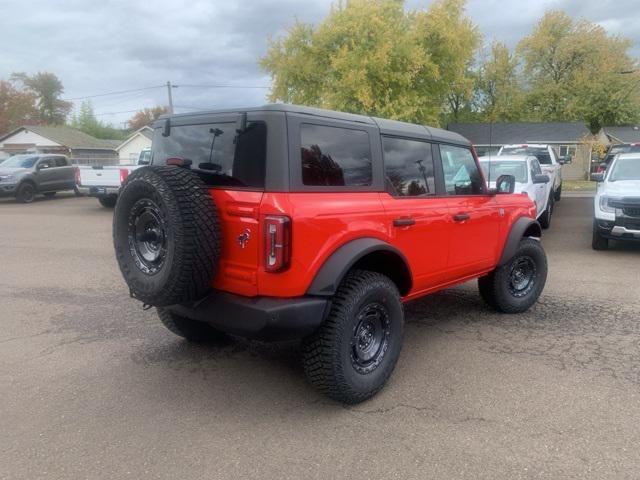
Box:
[591,153,640,250]
[498,144,565,201]
[480,155,554,228]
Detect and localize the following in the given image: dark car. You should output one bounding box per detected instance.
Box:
[596,143,640,173]
[0,154,77,203]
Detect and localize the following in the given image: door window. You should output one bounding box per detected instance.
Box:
[382,136,435,196]
[439,145,485,195]
[37,158,55,170]
[54,157,68,167]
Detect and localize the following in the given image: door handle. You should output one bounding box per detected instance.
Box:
[453,213,470,222]
[393,217,415,227]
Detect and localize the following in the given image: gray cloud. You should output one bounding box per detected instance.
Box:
[1,0,638,126]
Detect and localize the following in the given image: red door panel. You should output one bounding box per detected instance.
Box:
[445,196,501,278]
[379,193,451,291]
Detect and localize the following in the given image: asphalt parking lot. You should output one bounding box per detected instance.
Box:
[1,192,639,479]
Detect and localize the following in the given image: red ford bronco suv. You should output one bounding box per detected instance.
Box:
[113,104,547,404]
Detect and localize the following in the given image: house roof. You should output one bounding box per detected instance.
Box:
[0,125,119,150]
[447,122,593,145]
[604,126,640,144]
[115,126,153,152]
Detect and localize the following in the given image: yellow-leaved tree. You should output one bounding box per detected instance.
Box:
[261,0,479,126]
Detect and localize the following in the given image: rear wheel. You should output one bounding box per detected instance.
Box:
[16,183,36,203]
[98,195,117,208]
[592,221,608,250]
[302,270,404,404]
[478,238,547,313]
[157,308,226,342]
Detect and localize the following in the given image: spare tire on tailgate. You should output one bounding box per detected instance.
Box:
[113,166,221,307]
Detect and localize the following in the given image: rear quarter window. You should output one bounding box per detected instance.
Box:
[152,122,266,189]
[300,124,372,187]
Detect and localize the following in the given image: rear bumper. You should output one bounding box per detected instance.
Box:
[167,291,330,341]
[77,186,119,197]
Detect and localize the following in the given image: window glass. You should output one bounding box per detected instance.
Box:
[501,146,552,165]
[38,158,55,169]
[531,159,542,176]
[301,124,372,187]
[440,144,485,195]
[54,157,67,167]
[382,137,435,196]
[480,161,527,183]
[152,122,266,189]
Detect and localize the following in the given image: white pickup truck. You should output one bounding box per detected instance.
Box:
[498,144,569,201]
[76,148,151,208]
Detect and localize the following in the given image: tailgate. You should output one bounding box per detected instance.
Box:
[78,166,121,187]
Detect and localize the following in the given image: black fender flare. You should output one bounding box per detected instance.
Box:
[307,238,412,296]
[498,217,542,266]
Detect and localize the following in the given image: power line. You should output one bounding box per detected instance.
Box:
[175,84,271,89]
[63,85,165,101]
[92,108,144,117]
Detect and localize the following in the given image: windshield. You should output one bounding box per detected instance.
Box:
[501,147,552,165]
[1,155,38,168]
[608,158,640,181]
[480,161,527,183]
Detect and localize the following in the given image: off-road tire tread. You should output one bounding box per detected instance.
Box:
[302,270,403,404]
[592,220,608,250]
[113,166,221,306]
[478,238,547,314]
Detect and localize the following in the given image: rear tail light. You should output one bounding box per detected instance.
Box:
[74,167,81,186]
[264,215,291,272]
[120,168,130,184]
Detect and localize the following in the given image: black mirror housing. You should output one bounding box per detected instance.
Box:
[494,174,516,194]
[533,174,550,184]
[591,173,604,182]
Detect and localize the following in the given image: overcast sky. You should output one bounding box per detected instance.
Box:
[2,0,638,127]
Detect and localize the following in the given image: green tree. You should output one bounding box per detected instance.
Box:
[475,42,523,121]
[518,10,640,131]
[70,101,126,140]
[262,0,479,126]
[10,71,72,124]
[0,80,40,134]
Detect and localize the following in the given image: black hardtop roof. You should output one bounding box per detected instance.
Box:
[157,104,470,146]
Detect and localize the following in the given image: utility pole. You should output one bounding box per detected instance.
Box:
[166,81,174,114]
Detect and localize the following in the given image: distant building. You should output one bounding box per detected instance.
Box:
[0,125,120,165]
[115,126,153,165]
[447,122,609,180]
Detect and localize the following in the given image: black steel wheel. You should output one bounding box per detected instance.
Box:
[478,238,547,313]
[302,269,404,404]
[113,166,221,307]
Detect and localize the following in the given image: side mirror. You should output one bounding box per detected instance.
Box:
[591,173,604,182]
[533,174,550,184]
[493,174,516,194]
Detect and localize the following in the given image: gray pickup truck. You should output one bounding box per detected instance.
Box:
[0,154,77,203]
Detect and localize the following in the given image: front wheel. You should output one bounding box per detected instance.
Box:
[592,221,608,250]
[16,183,36,203]
[478,238,547,313]
[302,270,404,404]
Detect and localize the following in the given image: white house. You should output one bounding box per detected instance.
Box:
[115,126,153,164]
